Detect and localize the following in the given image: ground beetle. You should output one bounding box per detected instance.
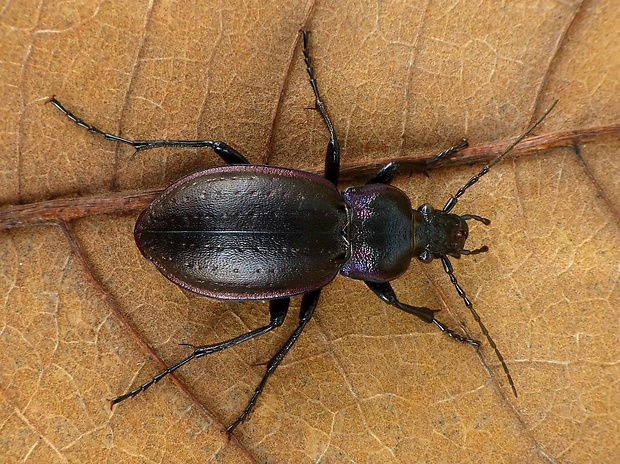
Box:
[51,32,556,433]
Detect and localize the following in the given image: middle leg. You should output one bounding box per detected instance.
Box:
[302,31,340,185]
[226,289,321,433]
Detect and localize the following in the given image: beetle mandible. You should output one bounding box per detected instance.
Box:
[50,31,555,433]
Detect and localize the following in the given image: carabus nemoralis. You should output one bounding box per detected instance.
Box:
[51,31,555,433]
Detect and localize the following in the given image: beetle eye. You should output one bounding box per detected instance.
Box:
[418,203,434,220]
[419,250,434,263]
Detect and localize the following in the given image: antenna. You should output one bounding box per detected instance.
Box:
[443,100,559,213]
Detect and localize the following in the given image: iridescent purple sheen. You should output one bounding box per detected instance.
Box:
[341,184,414,282]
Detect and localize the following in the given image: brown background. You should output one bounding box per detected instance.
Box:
[1,1,618,463]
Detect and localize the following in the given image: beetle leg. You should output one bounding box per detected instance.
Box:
[110,299,289,407]
[365,139,468,185]
[364,281,479,345]
[48,97,251,164]
[226,289,321,433]
[365,161,400,185]
[301,31,340,185]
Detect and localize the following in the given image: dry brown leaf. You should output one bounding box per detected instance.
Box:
[1,1,619,463]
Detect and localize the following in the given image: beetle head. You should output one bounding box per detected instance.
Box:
[413,203,489,263]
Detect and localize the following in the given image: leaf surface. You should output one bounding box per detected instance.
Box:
[1,1,618,463]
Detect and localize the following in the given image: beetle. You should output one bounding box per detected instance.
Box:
[50,31,555,433]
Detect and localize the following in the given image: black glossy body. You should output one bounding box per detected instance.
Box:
[136,165,421,297]
[135,165,349,299]
[49,30,545,433]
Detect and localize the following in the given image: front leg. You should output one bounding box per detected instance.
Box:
[366,139,468,185]
[365,281,479,345]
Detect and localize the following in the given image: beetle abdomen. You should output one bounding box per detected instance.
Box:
[135,165,349,299]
